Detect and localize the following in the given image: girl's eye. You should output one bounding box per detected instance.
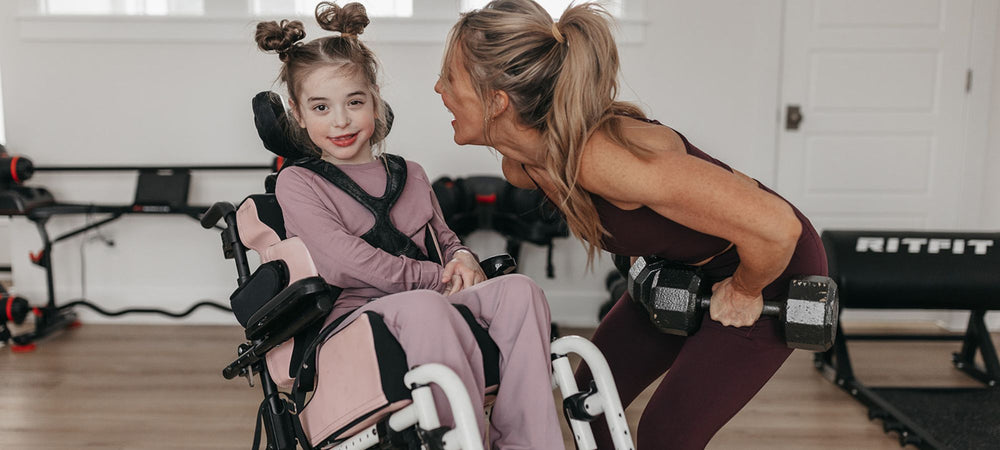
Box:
[349,99,364,106]
[313,104,328,112]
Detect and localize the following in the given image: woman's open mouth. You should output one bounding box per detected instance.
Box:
[328,132,359,147]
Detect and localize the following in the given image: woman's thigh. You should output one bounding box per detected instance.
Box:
[637,315,793,449]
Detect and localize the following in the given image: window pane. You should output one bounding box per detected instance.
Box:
[461,0,623,18]
[253,0,413,17]
[41,0,204,15]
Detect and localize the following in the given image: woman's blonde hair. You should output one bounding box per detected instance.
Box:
[442,0,654,265]
[255,2,389,156]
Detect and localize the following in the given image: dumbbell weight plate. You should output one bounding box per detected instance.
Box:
[627,256,665,305]
[648,268,704,336]
[785,276,839,351]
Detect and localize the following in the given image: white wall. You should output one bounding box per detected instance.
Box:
[985,4,1000,229]
[0,1,995,328]
[982,1,1000,330]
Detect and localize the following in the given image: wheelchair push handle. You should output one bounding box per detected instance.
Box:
[201,201,236,229]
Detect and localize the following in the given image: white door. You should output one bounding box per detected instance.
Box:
[776,0,974,231]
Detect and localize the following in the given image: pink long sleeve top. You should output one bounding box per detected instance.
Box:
[275,157,473,313]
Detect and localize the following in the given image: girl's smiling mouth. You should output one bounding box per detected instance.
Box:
[328,132,359,147]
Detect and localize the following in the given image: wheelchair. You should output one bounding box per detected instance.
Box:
[198,91,634,449]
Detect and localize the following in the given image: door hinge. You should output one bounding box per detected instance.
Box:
[966,69,973,93]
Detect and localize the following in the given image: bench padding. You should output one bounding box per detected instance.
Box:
[822,230,1000,310]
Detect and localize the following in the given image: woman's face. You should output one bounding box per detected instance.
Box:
[434,50,487,146]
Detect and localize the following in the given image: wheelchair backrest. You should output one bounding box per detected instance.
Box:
[236,193,319,285]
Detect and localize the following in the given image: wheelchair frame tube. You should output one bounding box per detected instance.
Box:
[330,425,381,450]
[223,213,252,285]
[403,363,484,450]
[258,362,297,450]
[552,335,635,450]
[552,354,598,449]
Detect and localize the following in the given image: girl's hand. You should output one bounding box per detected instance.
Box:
[441,250,486,295]
[709,277,763,327]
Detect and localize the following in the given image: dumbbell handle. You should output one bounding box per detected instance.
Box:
[694,297,783,318]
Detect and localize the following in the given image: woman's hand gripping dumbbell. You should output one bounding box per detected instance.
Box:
[627,257,839,351]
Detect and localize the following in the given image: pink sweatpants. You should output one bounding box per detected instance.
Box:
[328,273,563,450]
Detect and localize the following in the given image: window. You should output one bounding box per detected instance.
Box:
[40,0,204,15]
[252,0,413,18]
[461,0,623,17]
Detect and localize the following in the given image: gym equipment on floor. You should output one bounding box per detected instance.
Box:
[0,143,272,349]
[432,175,569,278]
[817,229,1000,450]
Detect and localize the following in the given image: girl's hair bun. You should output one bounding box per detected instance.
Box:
[255,19,307,61]
[315,2,370,37]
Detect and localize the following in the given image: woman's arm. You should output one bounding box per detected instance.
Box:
[580,129,801,297]
[276,168,448,295]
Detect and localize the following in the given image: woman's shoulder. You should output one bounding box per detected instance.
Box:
[579,118,686,198]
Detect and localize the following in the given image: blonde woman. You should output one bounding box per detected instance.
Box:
[435,1,827,448]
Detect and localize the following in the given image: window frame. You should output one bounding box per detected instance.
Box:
[16,0,647,44]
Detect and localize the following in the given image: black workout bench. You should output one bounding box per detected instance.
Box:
[817,230,1000,449]
[1,161,270,349]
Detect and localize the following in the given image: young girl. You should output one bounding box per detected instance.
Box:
[255,2,563,449]
[436,1,827,448]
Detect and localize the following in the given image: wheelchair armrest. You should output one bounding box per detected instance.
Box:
[480,253,516,279]
[223,277,340,380]
[244,276,340,341]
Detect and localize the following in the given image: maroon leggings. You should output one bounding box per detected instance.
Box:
[575,293,793,449]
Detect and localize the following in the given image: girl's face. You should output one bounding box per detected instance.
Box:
[291,66,377,165]
[434,50,487,146]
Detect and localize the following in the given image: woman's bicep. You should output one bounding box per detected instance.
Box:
[639,156,799,249]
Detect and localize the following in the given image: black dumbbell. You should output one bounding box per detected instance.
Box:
[628,257,838,351]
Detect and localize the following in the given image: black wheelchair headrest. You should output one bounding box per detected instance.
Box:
[252,91,394,161]
[253,91,304,160]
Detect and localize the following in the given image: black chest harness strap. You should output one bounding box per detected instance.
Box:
[291,155,441,265]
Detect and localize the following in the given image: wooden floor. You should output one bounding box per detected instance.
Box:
[1,322,995,449]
